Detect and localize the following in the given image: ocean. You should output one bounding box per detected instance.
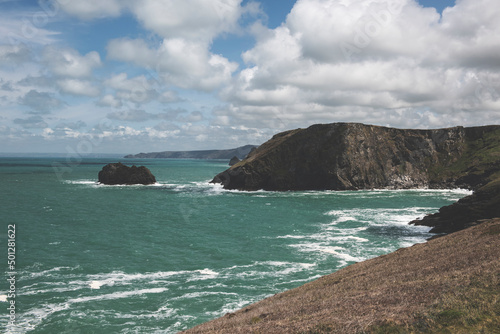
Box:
[0,157,470,333]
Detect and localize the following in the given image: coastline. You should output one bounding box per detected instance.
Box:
[183,177,500,333]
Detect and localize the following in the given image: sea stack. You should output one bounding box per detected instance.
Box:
[98,162,156,185]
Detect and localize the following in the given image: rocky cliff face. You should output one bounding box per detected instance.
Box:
[212,123,500,191]
[410,177,500,234]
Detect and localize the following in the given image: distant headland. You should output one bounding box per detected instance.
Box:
[124,145,257,160]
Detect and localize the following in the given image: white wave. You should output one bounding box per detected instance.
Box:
[187,268,219,281]
[0,295,7,302]
[336,216,357,222]
[69,288,167,304]
[171,291,239,302]
[64,180,98,185]
[324,207,439,227]
[275,234,308,239]
[110,305,177,321]
[15,288,168,333]
[319,246,362,262]
[26,266,79,279]
[332,236,369,242]
[89,281,105,289]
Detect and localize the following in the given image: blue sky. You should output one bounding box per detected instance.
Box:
[2,0,499,154]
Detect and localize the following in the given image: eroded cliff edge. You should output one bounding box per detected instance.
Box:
[212,123,500,191]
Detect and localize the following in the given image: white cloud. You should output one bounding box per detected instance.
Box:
[107,38,239,91]
[57,79,100,97]
[106,38,156,67]
[219,0,500,130]
[102,1,248,92]
[128,0,242,43]
[43,46,102,78]
[103,73,159,104]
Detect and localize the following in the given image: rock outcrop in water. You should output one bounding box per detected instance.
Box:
[410,177,500,234]
[98,163,156,185]
[212,123,500,191]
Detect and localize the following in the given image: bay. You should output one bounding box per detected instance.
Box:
[0,157,470,333]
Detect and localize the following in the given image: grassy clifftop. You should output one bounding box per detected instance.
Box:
[183,219,500,334]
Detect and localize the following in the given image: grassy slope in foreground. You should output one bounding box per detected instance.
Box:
[182,219,500,334]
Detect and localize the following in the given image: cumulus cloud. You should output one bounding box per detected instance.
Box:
[57,0,243,42]
[103,0,248,91]
[18,89,64,113]
[219,0,500,130]
[57,79,100,97]
[107,37,238,91]
[128,0,242,43]
[43,46,102,77]
[103,73,159,105]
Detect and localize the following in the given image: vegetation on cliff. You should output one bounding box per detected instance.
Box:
[212,123,500,191]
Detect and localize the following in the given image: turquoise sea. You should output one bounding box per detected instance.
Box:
[0,157,470,333]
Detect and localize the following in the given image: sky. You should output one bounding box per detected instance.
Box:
[1,0,499,154]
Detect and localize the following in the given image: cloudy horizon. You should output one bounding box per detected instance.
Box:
[1,0,499,154]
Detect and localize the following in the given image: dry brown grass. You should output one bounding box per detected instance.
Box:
[181,219,500,334]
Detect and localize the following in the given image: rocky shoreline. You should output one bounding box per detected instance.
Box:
[212,123,500,191]
[411,177,500,235]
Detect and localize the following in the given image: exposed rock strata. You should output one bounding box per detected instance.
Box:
[98,162,156,185]
[410,177,500,234]
[212,123,500,191]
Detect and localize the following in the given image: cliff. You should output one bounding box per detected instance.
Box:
[410,177,500,234]
[183,219,500,333]
[124,145,257,160]
[212,123,500,191]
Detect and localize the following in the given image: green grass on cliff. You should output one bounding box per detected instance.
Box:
[429,128,500,185]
